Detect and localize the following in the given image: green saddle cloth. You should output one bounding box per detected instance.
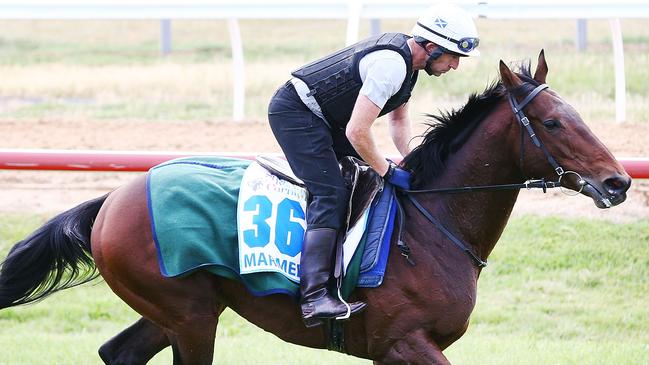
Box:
[146,156,362,298]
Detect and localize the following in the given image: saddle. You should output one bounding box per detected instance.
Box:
[256,154,383,232]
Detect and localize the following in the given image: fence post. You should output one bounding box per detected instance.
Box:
[160,19,172,55]
[228,18,245,121]
[370,18,381,36]
[609,18,626,123]
[576,19,587,52]
[346,0,362,45]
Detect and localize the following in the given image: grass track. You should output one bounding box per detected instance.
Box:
[0,214,647,364]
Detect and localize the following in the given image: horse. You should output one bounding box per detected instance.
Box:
[0,51,631,365]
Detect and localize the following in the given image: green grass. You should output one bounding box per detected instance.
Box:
[0,214,647,364]
[0,18,646,122]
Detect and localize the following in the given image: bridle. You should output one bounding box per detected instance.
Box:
[510,84,566,179]
[395,83,585,268]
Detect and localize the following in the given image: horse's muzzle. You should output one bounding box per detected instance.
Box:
[581,174,631,209]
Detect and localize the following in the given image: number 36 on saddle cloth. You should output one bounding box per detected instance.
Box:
[146,155,397,299]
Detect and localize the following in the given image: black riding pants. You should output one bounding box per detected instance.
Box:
[268,82,359,230]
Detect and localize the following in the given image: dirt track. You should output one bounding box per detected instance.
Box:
[1,119,647,222]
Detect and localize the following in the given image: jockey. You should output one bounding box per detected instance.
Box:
[267,4,480,327]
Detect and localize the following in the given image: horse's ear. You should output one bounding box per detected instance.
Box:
[534,49,548,84]
[499,60,522,89]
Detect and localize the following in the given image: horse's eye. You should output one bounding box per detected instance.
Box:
[543,119,562,131]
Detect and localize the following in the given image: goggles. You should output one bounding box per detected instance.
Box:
[456,37,479,53]
[416,21,480,54]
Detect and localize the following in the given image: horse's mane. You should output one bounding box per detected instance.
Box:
[402,60,541,188]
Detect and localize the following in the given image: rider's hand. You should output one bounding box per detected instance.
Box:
[383,162,411,190]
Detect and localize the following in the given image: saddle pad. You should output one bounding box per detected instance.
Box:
[147,156,298,296]
[341,183,396,297]
[237,161,368,282]
[147,156,395,298]
[237,161,308,282]
[358,183,396,287]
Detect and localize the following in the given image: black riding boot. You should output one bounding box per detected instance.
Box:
[299,227,367,328]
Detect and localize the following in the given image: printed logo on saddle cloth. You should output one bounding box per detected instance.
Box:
[237,162,307,282]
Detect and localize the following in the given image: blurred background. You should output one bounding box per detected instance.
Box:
[0,2,647,364]
[0,18,647,123]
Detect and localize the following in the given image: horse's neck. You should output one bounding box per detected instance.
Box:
[414,119,522,262]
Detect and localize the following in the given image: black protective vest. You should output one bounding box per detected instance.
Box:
[291,33,418,129]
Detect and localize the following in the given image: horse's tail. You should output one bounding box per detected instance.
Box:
[0,194,108,309]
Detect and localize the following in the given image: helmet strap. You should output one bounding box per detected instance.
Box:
[424,48,445,76]
[415,38,447,76]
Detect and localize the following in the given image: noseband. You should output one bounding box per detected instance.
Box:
[398,83,583,268]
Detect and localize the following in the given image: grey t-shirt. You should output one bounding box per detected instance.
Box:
[291,49,408,122]
[358,49,407,109]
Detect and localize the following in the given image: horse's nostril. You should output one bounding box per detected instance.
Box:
[604,176,631,196]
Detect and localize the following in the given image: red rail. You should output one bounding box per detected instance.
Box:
[0,149,647,178]
[620,158,649,179]
[0,149,260,172]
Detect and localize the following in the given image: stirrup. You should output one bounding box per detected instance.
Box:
[302,288,352,328]
[334,287,352,321]
[303,317,325,328]
[302,301,366,328]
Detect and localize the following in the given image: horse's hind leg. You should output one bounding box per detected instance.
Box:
[97,243,225,365]
[92,175,225,365]
[98,315,223,365]
[166,309,220,365]
[98,317,170,365]
[154,291,225,365]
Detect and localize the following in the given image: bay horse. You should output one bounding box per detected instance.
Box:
[0,51,631,364]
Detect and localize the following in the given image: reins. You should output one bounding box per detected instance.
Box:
[404,194,488,267]
[402,178,560,194]
[396,83,585,269]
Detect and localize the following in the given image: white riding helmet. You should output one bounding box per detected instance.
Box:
[412,4,480,57]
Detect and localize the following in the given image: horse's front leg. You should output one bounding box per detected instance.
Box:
[373,328,451,365]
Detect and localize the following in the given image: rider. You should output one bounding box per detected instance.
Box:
[267,4,480,327]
